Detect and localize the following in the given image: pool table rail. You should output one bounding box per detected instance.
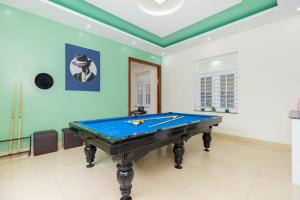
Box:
[69,115,222,156]
[69,112,221,144]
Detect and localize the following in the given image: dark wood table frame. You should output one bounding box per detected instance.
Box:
[70,116,222,200]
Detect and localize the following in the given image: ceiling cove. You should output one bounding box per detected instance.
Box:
[49,0,278,48]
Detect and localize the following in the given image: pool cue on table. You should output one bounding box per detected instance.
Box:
[17,82,23,152]
[126,115,178,123]
[148,116,184,128]
[141,115,178,121]
[9,83,17,153]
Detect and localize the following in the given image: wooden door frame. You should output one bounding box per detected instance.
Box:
[128,57,161,116]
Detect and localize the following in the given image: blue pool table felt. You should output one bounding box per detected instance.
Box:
[78,113,217,139]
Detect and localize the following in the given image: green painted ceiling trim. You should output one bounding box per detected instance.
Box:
[49,0,278,48]
[161,0,278,47]
[49,0,162,46]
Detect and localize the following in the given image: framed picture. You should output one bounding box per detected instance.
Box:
[65,43,100,92]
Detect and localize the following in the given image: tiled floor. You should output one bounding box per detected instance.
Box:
[0,134,299,200]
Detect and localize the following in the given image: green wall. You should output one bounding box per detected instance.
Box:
[0,4,161,152]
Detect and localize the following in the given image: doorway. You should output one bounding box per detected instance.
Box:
[128,57,161,116]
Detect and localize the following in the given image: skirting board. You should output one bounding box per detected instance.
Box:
[214,132,291,151]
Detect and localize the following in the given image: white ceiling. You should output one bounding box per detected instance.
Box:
[86,0,241,37]
[1,0,300,55]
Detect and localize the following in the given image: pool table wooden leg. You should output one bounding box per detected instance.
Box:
[203,128,212,152]
[84,143,97,168]
[117,161,134,200]
[173,142,185,169]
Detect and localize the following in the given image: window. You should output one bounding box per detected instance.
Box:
[200,76,212,108]
[135,81,151,107]
[220,73,235,109]
[195,53,238,113]
[137,82,144,106]
[145,82,151,105]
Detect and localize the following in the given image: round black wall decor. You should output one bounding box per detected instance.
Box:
[35,73,54,90]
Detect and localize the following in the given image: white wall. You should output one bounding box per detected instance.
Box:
[195,52,238,74]
[162,14,300,144]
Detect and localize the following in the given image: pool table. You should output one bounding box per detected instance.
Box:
[69,112,222,200]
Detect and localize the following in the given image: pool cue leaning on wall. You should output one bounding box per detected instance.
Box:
[17,82,23,152]
[9,83,17,153]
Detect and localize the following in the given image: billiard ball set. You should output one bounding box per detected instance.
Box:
[128,119,145,126]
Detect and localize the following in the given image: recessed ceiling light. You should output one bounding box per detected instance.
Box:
[297,7,300,11]
[154,0,167,4]
[137,0,184,16]
[86,24,91,28]
[132,41,136,45]
[211,60,221,66]
[207,37,211,40]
